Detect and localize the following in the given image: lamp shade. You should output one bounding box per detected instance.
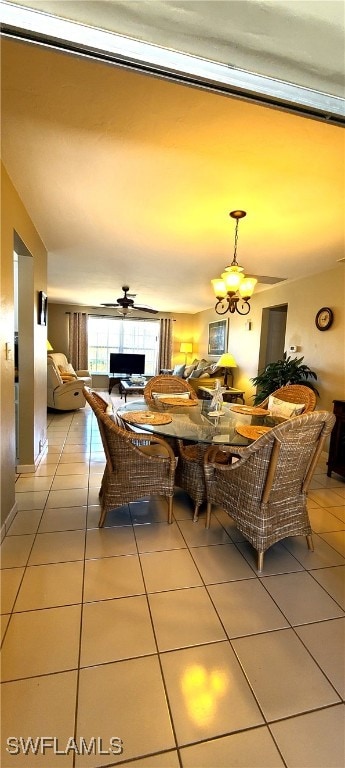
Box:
[180,342,193,354]
[218,353,237,368]
[46,340,53,351]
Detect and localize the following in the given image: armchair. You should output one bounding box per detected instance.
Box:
[47,352,92,387]
[83,388,176,527]
[144,375,198,408]
[204,410,335,570]
[257,384,317,415]
[47,357,86,410]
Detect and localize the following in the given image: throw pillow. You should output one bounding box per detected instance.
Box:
[268,395,305,418]
[152,392,190,400]
[195,359,208,371]
[183,363,198,378]
[172,364,186,377]
[66,363,77,377]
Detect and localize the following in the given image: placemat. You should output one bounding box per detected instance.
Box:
[121,410,172,425]
[236,424,272,440]
[158,397,198,407]
[230,405,267,415]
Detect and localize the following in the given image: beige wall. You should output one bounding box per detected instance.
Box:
[1,164,47,527]
[196,265,345,411]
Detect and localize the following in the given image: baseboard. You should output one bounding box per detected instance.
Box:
[1,500,18,542]
[16,439,49,474]
[16,463,36,473]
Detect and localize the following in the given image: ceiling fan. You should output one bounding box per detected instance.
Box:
[101,286,158,315]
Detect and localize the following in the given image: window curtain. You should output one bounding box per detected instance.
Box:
[68,312,88,370]
[158,318,173,371]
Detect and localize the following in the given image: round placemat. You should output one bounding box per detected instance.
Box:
[122,410,172,425]
[230,405,268,415]
[158,397,198,407]
[236,424,272,440]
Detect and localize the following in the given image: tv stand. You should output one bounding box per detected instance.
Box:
[108,375,130,395]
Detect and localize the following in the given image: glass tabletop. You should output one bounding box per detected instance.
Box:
[117,398,282,447]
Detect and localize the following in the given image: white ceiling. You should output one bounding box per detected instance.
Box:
[1,0,344,313]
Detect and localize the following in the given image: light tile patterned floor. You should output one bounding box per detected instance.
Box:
[1,395,345,768]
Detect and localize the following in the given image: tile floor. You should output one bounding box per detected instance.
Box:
[1,394,345,768]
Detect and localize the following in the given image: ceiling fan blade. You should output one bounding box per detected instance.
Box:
[101,303,121,307]
[133,304,158,314]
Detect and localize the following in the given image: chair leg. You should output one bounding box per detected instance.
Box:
[167,496,173,524]
[306,534,314,551]
[193,503,201,523]
[98,507,107,527]
[257,551,264,572]
[205,502,212,528]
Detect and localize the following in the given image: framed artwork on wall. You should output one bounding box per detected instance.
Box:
[38,291,47,326]
[208,319,228,356]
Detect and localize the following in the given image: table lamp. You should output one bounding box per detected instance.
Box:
[180,342,193,363]
[217,352,237,388]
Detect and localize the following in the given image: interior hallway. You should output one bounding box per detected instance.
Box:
[1,393,345,768]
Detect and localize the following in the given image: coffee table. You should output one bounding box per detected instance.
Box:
[119,379,146,402]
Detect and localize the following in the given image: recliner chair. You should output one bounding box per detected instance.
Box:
[47,352,92,387]
[47,357,86,410]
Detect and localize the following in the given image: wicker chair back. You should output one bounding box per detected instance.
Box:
[258,384,317,412]
[144,375,198,408]
[83,388,176,527]
[204,410,335,570]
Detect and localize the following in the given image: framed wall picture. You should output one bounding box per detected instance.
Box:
[38,291,48,326]
[208,319,228,356]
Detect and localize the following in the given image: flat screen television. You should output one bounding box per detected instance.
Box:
[110,353,145,375]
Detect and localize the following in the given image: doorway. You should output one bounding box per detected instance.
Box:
[13,232,34,467]
[258,304,288,372]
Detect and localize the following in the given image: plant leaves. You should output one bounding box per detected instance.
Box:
[251,353,319,405]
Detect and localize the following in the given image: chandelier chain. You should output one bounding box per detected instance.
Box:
[211,208,256,316]
[233,219,239,263]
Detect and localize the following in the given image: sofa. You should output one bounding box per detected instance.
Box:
[171,359,224,394]
[48,352,92,387]
[47,356,87,410]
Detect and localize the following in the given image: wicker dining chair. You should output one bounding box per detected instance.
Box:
[204,410,335,570]
[175,440,230,522]
[83,388,176,527]
[257,384,317,413]
[144,375,198,408]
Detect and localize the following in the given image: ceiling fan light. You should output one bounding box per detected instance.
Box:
[211,278,227,297]
[238,277,257,298]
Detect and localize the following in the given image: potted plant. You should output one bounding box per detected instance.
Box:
[251,354,319,405]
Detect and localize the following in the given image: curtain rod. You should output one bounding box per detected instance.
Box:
[65,312,175,320]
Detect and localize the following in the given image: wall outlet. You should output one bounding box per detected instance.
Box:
[289,345,298,353]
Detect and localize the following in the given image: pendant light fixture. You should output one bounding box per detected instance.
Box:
[211,210,257,316]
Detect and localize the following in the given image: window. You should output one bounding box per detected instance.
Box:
[88,316,159,374]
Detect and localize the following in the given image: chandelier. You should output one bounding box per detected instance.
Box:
[211,210,257,316]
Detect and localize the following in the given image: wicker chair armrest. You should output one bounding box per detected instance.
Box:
[204,431,276,473]
[125,430,176,463]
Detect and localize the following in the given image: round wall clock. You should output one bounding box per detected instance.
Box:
[315,307,334,331]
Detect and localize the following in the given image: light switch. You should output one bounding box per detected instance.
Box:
[5,342,13,360]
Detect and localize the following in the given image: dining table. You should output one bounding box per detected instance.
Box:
[116,398,284,447]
